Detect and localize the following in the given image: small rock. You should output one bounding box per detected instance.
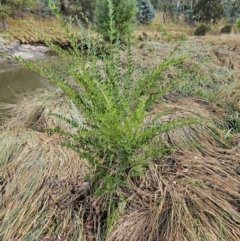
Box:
[165,157,176,164]
[236,166,240,175]
[205,181,214,188]
[220,173,227,178]
[36,46,51,53]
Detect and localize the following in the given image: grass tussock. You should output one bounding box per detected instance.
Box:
[205,34,240,55]
[0,87,85,132]
[147,97,227,154]
[1,7,240,241]
[107,151,240,241]
[0,129,89,240]
[1,89,240,240]
[5,13,68,44]
[211,80,240,114]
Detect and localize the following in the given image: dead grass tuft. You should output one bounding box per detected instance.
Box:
[0,89,240,241]
[107,151,240,241]
[204,34,240,55]
[211,80,240,114]
[146,97,227,155]
[0,129,89,240]
[0,87,85,132]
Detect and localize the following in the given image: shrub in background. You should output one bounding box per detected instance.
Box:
[194,24,211,36]
[0,0,33,17]
[184,9,194,24]
[150,0,160,8]
[18,0,196,196]
[95,0,137,42]
[6,0,33,14]
[137,0,155,24]
[0,4,11,29]
[192,0,224,25]
[236,17,240,30]
[222,0,240,23]
[36,0,54,17]
[220,24,232,34]
[75,0,96,21]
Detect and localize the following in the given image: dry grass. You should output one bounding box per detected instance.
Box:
[107,93,240,241]
[0,12,81,45]
[0,89,90,240]
[107,150,240,241]
[210,80,240,114]
[147,97,227,155]
[204,34,240,55]
[0,87,85,132]
[135,10,192,37]
[1,88,239,241]
[3,13,63,43]
[1,10,240,241]
[0,129,89,240]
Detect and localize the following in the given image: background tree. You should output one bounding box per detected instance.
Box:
[221,0,240,23]
[0,0,33,29]
[150,0,160,8]
[0,0,33,14]
[7,0,33,12]
[159,0,176,23]
[75,0,96,20]
[95,0,137,42]
[0,2,10,30]
[156,0,196,23]
[137,0,155,24]
[192,0,224,24]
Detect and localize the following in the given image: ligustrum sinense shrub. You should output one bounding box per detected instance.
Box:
[95,0,137,42]
[194,24,211,36]
[17,0,198,196]
[220,24,232,34]
[137,0,155,24]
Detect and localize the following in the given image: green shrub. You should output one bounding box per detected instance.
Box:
[236,17,240,30]
[36,0,54,17]
[0,4,11,19]
[0,0,33,18]
[220,24,232,34]
[194,24,211,36]
[150,0,160,8]
[95,0,137,42]
[137,0,155,24]
[0,4,11,29]
[17,1,197,196]
[225,112,240,134]
[76,0,96,21]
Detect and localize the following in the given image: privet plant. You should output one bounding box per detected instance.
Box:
[18,0,197,196]
[95,0,137,41]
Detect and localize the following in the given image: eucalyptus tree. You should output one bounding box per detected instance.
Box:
[156,0,196,23]
[221,0,240,23]
[192,0,224,24]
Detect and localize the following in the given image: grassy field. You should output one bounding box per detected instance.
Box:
[0,11,240,241]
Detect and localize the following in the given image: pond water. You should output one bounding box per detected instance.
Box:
[0,63,53,123]
[0,65,49,103]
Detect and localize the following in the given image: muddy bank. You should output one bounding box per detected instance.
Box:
[0,36,53,67]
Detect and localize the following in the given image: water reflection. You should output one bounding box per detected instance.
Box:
[0,63,54,124]
[0,65,49,104]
